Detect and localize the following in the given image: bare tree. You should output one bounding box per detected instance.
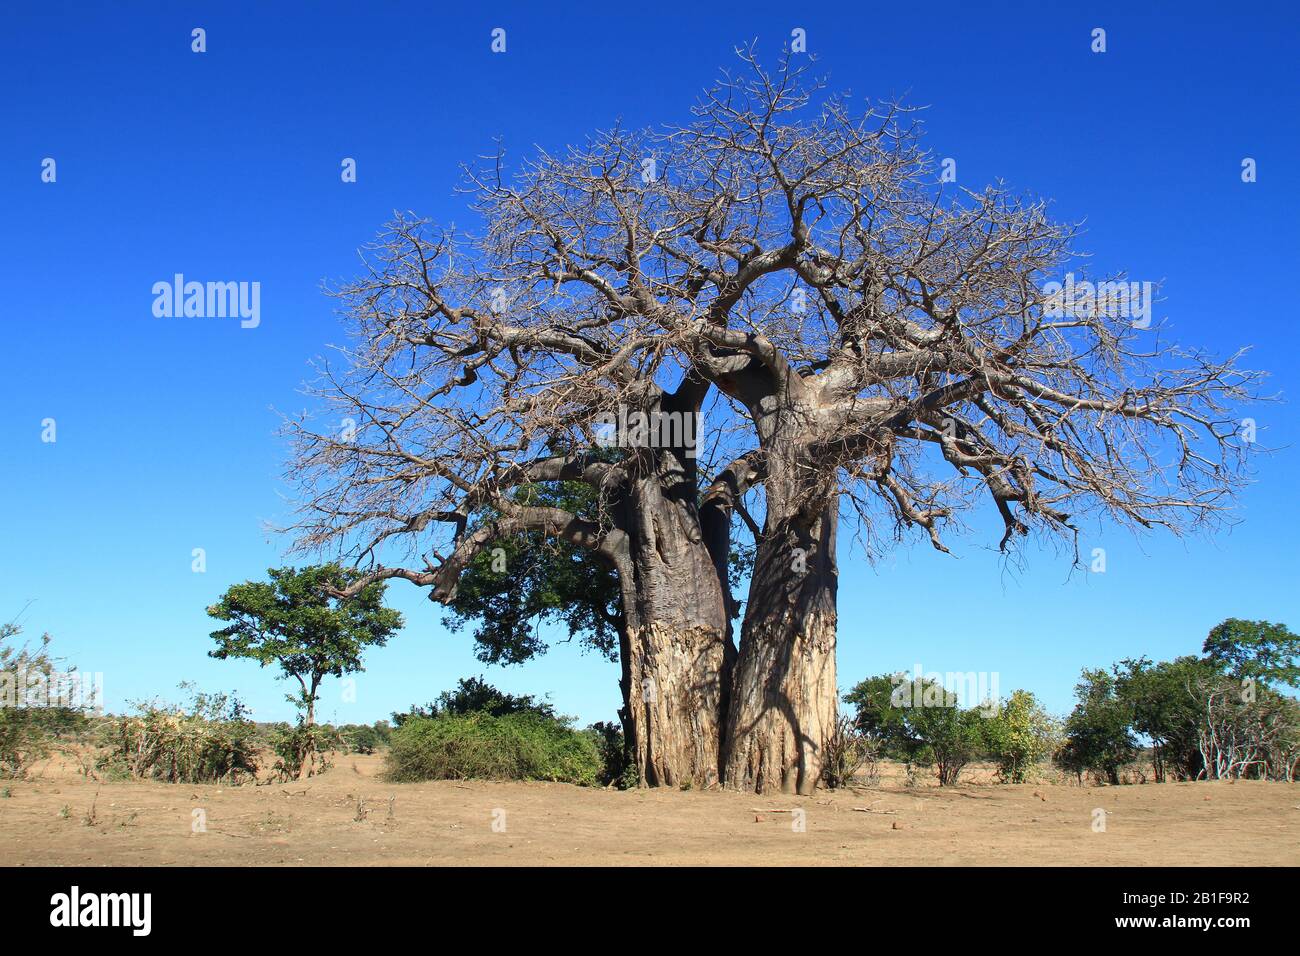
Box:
[670,52,1255,793]
[1189,675,1299,781]
[287,49,1257,794]
[285,217,748,788]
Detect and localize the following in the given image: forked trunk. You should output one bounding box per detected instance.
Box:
[724,495,839,794]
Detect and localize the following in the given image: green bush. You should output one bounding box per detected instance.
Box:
[385,712,603,786]
[392,676,557,727]
[586,720,636,788]
[339,722,387,754]
[908,701,985,786]
[1054,669,1138,784]
[270,721,335,780]
[982,690,1059,783]
[844,674,984,786]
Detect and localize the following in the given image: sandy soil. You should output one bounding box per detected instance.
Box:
[1,753,1296,866]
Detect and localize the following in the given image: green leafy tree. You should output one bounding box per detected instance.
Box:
[1202,618,1300,689]
[1111,656,1212,781]
[445,480,623,667]
[339,721,390,754]
[844,674,984,786]
[843,673,911,757]
[982,690,1058,783]
[207,565,403,726]
[1055,669,1139,784]
[909,695,986,787]
[1058,627,1300,785]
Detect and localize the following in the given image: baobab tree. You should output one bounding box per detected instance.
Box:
[287,222,749,788]
[288,50,1257,793]
[654,53,1254,792]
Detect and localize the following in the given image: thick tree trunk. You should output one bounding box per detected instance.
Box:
[624,617,730,788]
[615,460,733,789]
[723,493,839,794]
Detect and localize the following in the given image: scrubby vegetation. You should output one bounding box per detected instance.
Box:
[385,678,629,786]
[1055,621,1300,783]
[1,623,91,778]
[268,722,335,780]
[843,674,1049,787]
[337,721,391,754]
[385,711,604,785]
[98,684,260,785]
[821,714,878,789]
[836,619,1298,789]
[587,719,636,788]
[4,611,1293,794]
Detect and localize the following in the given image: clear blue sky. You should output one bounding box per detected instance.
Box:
[2,1,1297,726]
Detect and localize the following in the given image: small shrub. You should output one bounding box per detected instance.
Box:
[982,690,1059,784]
[821,714,877,789]
[586,720,634,787]
[618,762,640,790]
[385,712,602,786]
[271,722,334,780]
[98,685,259,785]
[340,723,384,754]
[1,624,89,778]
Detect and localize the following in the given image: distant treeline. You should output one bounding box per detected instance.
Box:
[4,619,1296,790]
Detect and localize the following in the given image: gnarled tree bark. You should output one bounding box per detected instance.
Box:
[724,471,839,794]
[612,422,735,788]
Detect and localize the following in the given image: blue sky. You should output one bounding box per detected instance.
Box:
[2,1,1297,726]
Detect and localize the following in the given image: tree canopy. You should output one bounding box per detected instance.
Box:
[207,564,403,724]
[1203,618,1300,689]
[283,50,1259,792]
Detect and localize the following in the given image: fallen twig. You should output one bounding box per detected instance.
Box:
[205,828,252,839]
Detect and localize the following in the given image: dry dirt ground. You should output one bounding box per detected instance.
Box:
[1,753,1296,866]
